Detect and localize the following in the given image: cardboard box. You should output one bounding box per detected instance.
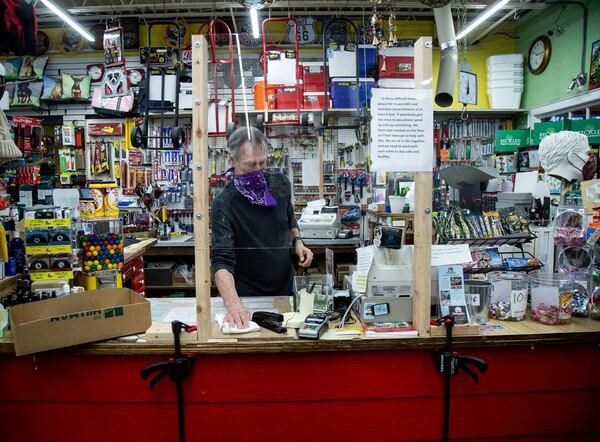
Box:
[571,119,600,144]
[531,120,571,145]
[495,129,531,152]
[9,288,151,356]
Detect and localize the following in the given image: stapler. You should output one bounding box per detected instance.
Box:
[252,311,287,334]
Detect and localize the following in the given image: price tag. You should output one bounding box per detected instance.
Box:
[26,245,72,255]
[510,289,527,318]
[30,271,73,281]
[24,219,70,228]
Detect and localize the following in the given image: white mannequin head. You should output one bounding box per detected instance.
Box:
[538,131,590,182]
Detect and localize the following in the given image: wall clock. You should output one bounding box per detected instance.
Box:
[528,35,552,75]
[127,68,145,87]
[87,64,105,83]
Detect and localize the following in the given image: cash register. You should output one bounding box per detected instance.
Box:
[298,202,341,240]
[350,227,414,323]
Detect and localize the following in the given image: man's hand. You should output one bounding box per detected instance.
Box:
[224,300,251,329]
[295,242,314,268]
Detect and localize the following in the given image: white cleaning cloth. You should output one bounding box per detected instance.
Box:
[215,314,260,334]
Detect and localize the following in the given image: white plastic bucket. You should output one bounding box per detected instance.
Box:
[389,196,406,213]
[487,86,523,109]
[486,53,524,69]
[487,70,524,81]
[488,77,524,88]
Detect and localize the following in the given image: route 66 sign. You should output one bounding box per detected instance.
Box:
[287,16,316,46]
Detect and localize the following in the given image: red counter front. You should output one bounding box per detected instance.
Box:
[1,342,599,441]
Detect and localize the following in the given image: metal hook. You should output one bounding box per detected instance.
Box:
[460,105,469,121]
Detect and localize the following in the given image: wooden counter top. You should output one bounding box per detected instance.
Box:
[1,315,599,356]
[124,238,157,264]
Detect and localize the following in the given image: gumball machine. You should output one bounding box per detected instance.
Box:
[75,217,124,290]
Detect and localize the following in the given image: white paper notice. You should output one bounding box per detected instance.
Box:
[301,158,320,186]
[370,88,434,172]
[353,246,375,293]
[431,244,473,267]
[514,171,538,194]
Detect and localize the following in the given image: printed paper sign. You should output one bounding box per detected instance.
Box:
[431,244,472,267]
[370,88,434,172]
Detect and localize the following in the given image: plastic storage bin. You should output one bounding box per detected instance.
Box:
[487,78,524,88]
[486,54,524,70]
[530,275,573,324]
[488,272,528,321]
[301,62,327,86]
[378,78,415,89]
[464,280,493,324]
[358,45,377,77]
[330,78,375,108]
[487,86,523,109]
[378,47,414,79]
[487,69,524,81]
[327,45,357,78]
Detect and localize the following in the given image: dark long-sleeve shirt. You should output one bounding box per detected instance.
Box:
[210,172,298,297]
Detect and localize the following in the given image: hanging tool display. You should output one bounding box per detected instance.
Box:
[130,22,186,150]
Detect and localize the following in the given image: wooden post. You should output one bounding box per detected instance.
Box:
[318,134,324,199]
[192,35,211,341]
[412,37,433,337]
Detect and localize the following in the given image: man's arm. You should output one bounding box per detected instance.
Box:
[214,269,250,328]
[211,200,250,328]
[285,173,313,268]
[290,229,313,269]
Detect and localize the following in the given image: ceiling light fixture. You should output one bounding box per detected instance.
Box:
[250,7,260,39]
[239,1,273,39]
[455,0,510,40]
[39,0,95,42]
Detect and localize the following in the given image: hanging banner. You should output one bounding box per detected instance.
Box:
[370,88,433,172]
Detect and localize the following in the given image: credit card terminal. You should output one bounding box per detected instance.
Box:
[298,313,329,340]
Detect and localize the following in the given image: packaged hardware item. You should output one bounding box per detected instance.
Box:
[50,255,73,271]
[26,230,49,246]
[29,257,50,271]
[49,229,71,245]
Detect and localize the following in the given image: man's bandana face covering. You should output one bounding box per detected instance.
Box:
[232,169,277,207]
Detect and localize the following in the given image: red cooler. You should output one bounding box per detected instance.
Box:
[378,47,414,79]
[302,62,327,87]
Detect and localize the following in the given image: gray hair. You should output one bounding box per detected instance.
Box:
[539,131,589,171]
[227,126,268,160]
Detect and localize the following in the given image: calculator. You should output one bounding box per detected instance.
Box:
[298,313,329,340]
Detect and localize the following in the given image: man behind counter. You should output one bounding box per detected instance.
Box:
[210,126,314,328]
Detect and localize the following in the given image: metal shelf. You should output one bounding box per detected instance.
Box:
[445,232,535,247]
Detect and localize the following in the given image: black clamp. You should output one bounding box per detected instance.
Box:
[432,316,488,384]
[140,321,197,390]
[252,311,287,334]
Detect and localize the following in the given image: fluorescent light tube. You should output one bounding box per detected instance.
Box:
[455,0,510,40]
[39,0,95,42]
[250,7,260,39]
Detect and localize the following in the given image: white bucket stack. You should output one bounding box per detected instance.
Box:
[486,54,524,109]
